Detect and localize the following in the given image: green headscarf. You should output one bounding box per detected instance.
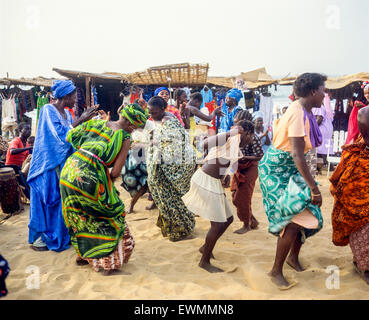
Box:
[120,103,147,128]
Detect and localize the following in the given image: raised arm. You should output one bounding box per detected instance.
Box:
[188,105,224,123]
[202,127,240,152]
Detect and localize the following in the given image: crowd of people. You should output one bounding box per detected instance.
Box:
[1,74,369,292]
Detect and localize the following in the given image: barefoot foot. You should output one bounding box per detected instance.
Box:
[199,261,224,273]
[234,225,252,234]
[286,257,305,272]
[145,202,157,210]
[268,271,291,288]
[353,262,369,285]
[76,256,89,266]
[103,270,113,276]
[250,216,259,230]
[199,246,215,259]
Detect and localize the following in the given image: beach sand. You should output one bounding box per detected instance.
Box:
[0,174,367,300]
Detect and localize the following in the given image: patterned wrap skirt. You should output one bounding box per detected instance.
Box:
[83,224,135,272]
[349,223,369,272]
[258,146,323,239]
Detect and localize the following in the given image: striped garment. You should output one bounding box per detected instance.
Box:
[60,119,131,261]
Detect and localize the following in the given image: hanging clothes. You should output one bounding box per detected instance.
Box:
[259,93,274,130]
[1,98,18,140]
[36,94,49,126]
[90,85,98,106]
[244,91,254,109]
[200,87,213,109]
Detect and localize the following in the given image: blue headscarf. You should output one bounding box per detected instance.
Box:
[52,80,76,99]
[154,87,170,96]
[226,88,243,104]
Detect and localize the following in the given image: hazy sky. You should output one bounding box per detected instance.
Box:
[0,0,368,79]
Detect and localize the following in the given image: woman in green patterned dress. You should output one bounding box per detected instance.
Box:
[60,104,147,275]
[146,96,197,242]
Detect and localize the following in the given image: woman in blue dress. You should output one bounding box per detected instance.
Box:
[28,80,97,251]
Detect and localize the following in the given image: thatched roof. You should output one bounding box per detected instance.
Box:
[0,77,58,87]
[207,76,234,88]
[277,72,369,89]
[52,68,129,84]
[122,63,209,86]
[325,72,369,90]
[207,67,276,89]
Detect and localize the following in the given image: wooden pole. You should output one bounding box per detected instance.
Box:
[85,77,91,108]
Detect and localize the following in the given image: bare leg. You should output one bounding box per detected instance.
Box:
[145,190,157,210]
[287,233,305,271]
[129,185,148,213]
[269,223,301,287]
[199,217,233,273]
[250,214,259,229]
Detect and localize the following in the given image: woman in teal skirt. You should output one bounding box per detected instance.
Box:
[259,73,326,288]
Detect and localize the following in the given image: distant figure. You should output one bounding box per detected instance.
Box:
[5,122,32,199]
[330,106,369,284]
[345,81,369,145]
[155,87,184,127]
[253,111,272,154]
[218,88,243,133]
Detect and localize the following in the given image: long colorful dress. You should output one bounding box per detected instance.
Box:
[147,117,196,241]
[60,119,134,272]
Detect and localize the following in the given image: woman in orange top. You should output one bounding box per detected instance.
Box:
[259,73,326,289]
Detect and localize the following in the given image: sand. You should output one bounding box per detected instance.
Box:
[1,174,368,300]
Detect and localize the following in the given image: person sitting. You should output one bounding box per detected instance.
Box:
[330,106,369,284]
[5,122,33,199]
[21,136,35,179]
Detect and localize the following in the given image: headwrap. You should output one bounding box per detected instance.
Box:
[120,103,147,128]
[226,88,243,104]
[252,111,264,121]
[51,80,76,99]
[154,87,170,96]
[361,81,369,91]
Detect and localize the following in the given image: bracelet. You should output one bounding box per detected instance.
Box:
[312,193,321,196]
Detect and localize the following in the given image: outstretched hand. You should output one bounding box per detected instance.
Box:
[80,105,99,122]
[214,106,225,117]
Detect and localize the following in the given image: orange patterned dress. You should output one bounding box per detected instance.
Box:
[330,141,369,246]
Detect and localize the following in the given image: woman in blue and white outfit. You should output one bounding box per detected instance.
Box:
[28,80,97,252]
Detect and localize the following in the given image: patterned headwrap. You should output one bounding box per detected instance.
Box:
[52,80,76,99]
[226,88,243,104]
[120,103,147,128]
[154,87,170,96]
[362,81,369,91]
